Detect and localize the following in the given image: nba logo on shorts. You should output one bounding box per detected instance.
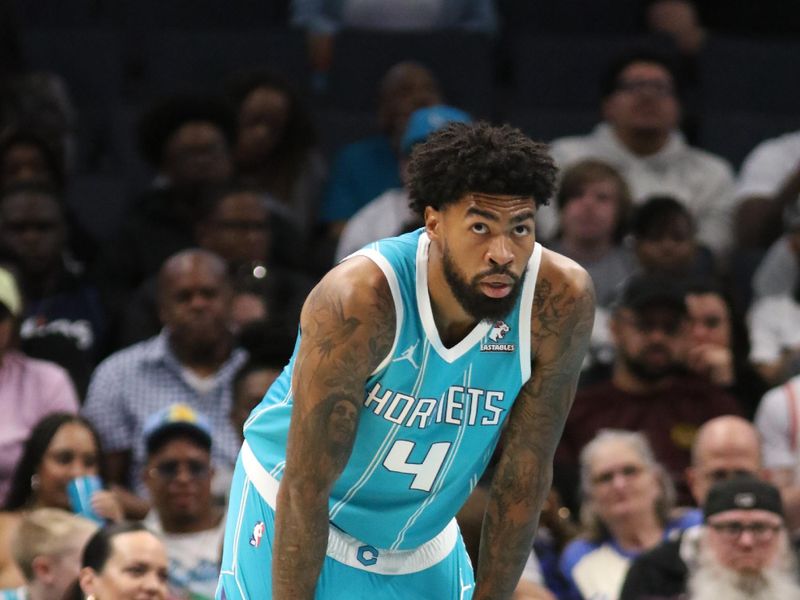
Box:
[249,521,265,547]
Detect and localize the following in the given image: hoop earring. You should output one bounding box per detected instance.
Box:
[30,474,40,491]
[87,595,96,600]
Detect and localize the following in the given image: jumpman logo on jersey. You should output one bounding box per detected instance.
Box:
[392,340,420,369]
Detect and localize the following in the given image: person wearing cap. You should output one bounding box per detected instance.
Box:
[620,477,800,599]
[746,203,800,387]
[556,273,740,509]
[617,417,769,598]
[142,404,224,600]
[0,266,78,506]
[335,104,472,261]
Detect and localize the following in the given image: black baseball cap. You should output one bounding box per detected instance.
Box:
[704,477,783,521]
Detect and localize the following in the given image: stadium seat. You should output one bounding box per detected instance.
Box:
[324,30,494,118]
[137,28,309,98]
[509,34,676,109]
[699,36,800,114]
[501,108,599,143]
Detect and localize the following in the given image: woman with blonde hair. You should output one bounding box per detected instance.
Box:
[0,508,97,600]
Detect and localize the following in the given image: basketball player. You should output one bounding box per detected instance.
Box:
[217,122,595,599]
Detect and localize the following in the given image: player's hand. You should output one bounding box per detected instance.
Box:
[91,489,124,522]
[686,343,734,386]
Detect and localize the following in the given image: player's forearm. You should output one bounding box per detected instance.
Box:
[272,481,331,599]
[473,464,552,600]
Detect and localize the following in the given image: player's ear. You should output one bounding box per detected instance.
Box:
[424,206,441,240]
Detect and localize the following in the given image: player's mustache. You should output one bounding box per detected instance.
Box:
[474,266,518,282]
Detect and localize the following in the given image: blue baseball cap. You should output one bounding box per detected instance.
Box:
[143,404,213,455]
[400,105,472,155]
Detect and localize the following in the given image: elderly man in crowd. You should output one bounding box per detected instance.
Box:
[621,477,800,600]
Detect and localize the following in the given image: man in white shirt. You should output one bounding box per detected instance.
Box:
[735,130,800,250]
[545,51,736,255]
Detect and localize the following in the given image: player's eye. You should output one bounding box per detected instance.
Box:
[471,223,489,234]
[512,224,531,236]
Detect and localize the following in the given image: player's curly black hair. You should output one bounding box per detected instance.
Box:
[406,121,557,217]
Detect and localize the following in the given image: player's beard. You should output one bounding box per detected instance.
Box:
[441,245,525,322]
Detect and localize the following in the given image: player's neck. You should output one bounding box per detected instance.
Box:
[426,252,479,347]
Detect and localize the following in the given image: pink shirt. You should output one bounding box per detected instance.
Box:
[0,351,79,504]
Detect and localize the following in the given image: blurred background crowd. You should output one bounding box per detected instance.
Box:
[1,0,800,598]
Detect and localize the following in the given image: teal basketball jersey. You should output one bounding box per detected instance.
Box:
[243,229,542,550]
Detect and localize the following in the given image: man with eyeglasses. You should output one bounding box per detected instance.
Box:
[540,50,736,257]
[142,404,225,600]
[621,477,800,600]
[557,274,740,509]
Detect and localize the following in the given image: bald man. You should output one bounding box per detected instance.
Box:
[619,416,765,600]
[83,249,248,504]
[686,415,763,507]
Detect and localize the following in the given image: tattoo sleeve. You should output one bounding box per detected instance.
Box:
[473,269,595,600]
[272,264,395,599]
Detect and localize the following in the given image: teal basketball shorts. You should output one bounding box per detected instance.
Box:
[217,442,475,599]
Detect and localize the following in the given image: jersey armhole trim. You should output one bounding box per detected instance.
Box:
[349,249,403,376]
[518,242,543,382]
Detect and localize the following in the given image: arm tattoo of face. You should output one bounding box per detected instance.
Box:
[475,275,595,599]
[294,276,396,472]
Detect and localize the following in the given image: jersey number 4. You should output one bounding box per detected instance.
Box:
[383,440,451,492]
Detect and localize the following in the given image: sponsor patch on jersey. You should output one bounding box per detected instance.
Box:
[481,320,515,352]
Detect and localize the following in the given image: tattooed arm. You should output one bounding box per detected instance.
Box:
[272,257,396,599]
[473,252,595,600]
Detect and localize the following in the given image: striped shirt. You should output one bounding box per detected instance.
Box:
[82,331,247,495]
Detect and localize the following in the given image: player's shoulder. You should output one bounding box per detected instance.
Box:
[302,256,394,324]
[537,246,595,303]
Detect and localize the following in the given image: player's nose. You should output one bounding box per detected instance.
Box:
[486,235,513,266]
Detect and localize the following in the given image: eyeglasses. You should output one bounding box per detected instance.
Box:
[615,79,675,97]
[149,459,210,481]
[703,468,757,484]
[591,464,644,486]
[709,521,781,542]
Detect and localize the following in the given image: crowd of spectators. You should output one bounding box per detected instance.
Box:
[1,0,800,598]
